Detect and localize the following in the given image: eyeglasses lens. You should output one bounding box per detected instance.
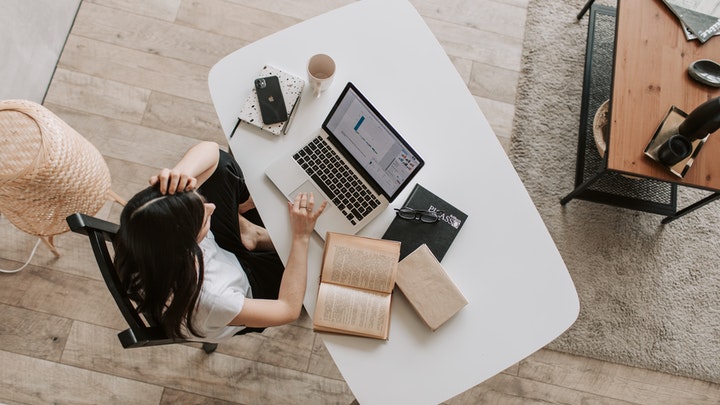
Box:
[419,212,438,223]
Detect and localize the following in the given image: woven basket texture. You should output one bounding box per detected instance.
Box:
[0,99,110,237]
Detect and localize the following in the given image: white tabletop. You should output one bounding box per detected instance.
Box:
[209,0,579,404]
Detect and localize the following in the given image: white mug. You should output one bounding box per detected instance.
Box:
[307,54,336,98]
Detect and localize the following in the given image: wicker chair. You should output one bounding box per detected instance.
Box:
[0,99,124,257]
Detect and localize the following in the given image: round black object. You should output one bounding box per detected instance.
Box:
[688,59,720,88]
[658,134,693,166]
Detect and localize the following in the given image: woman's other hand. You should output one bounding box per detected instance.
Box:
[288,192,327,239]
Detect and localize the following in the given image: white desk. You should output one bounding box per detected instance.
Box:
[209,1,579,403]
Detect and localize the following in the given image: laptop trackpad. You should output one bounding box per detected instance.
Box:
[289,181,325,204]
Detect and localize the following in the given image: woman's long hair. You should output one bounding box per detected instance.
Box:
[114,186,206,339]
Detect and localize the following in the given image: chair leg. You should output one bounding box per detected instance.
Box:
[107,189,127,206]
[202,343,218,354]
[41,235,61,257]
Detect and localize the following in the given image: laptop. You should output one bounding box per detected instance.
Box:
[265,82,424,238]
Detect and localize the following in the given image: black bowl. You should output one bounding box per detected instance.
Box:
[688,59,720,88]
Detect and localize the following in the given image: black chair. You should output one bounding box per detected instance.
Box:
[66,212,221,353]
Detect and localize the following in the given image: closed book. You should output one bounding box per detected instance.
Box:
[382,184,467,261]
[396,244,467,331]
[662,1,720,42]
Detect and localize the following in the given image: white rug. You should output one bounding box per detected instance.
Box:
[509,0,720,383]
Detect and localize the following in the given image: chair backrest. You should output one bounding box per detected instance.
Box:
[66,212,217,352]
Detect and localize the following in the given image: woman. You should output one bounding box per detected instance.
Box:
[114,141,326,342]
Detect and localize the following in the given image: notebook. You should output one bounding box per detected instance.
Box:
[382,184,468,262]
[237,65,304,136]
[265,82,424,238]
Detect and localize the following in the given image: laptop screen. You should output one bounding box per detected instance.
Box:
[323,83,424,200]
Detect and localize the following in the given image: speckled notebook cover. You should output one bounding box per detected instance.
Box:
[238,65,305,135]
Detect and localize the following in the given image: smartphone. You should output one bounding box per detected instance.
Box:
[254,76,288,125]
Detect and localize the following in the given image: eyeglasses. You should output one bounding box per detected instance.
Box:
[394,207,443,223]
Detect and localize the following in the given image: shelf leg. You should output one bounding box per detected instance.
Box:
[577,0,597,20]
[561,171,605,205]
[662,192,720,224]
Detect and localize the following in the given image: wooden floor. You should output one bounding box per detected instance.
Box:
[2,0,720,403]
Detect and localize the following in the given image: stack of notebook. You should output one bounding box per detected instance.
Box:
[237,65,304,136]
[662,0,720,43]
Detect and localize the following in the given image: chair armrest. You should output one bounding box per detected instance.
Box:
[66,212,119,240]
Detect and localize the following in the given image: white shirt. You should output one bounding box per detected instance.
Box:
[187,231,252,343]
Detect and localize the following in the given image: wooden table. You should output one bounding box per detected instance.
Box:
[563,1,720,222]
[609,0,720,187]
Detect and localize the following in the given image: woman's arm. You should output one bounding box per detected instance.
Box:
[230,192,327,327]
[150,141,220,194]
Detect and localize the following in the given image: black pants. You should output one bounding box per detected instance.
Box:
[198,150,284,301]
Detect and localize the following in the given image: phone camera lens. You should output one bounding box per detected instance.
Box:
[256,78,266,89]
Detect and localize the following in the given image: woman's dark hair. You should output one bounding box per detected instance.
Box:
[114,186,206,339]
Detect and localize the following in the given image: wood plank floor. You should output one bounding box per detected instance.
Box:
[2,0,720,403]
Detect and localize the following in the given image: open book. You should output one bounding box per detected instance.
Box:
[313,232,401,340]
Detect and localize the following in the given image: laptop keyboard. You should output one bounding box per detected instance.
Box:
[293,136,381,225]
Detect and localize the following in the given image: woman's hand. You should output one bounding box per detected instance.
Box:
[149,142,220,195]
[229,191,327,328]
[287,192,327,239]
[149,168,197,195]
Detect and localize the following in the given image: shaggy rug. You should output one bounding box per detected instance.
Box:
[509,0,720,383]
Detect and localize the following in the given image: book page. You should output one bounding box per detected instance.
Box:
[314,283,391,339]
[321,233,399,293]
